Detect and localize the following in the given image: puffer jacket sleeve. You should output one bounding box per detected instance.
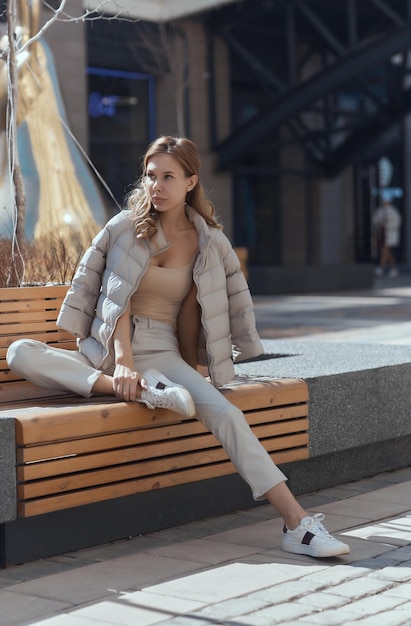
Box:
[216,231,264,362]
[56,224,111,338]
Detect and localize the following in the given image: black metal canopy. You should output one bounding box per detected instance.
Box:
[207,0,411,176]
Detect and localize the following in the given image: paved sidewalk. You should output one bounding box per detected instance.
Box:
[1,468,410,625]
[254,272,411,345]
[2,273,411,626]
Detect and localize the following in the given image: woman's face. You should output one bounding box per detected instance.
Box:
[145,153,197,214]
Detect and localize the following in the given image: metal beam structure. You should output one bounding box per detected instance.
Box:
[206,0,411,176]
[84,0,243,22]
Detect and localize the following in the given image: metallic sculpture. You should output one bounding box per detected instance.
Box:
[0,0,107,245]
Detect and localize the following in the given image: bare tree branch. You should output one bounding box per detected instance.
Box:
[7,0,26,251]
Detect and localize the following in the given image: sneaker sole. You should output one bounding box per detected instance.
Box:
[175,389,196,417]
[282,541,350,558]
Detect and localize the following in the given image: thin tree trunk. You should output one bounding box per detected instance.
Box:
[7,0,26,248]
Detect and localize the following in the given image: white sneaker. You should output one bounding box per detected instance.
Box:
[140,368,195,417]
[374,267,384,277]
[388,268,398,278]
[282,513,350,558]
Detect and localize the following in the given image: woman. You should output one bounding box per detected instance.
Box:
[7,135,349,559]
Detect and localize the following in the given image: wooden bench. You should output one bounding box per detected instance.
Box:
[0,285,309,566]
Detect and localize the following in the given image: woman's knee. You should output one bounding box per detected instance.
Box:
[6,339,42,372]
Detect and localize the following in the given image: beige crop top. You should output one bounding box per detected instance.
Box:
[129,258,196,324]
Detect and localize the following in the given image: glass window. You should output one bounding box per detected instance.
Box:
[87,67,155,210]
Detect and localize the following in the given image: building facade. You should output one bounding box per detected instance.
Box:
[34,1,411,292]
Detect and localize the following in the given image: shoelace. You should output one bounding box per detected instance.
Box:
[144,387,169,409]
[302,513,334,539]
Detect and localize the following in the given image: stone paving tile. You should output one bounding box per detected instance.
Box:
[302,485,377,501]
[0,590,71,626]
[297,606,380,625]
[0,575,20,589]
[143,561,326,605]
[344,610,411,626]
[299,564,370,585]
[337,537,403,565]
[345,593,407,616]
[153,618,223,626]
[384,581,411,598]
[69,535,173,564]
[246,578,327,605]
[352,559,407,571]
[204,516,284,549]
[234,548,341,569]
[196,579,330,621]
[300,511,373,534]
[0,557,92,586]
[343,513,411,547]
[19,617,98,626]
[194,594,271,621]
[296,591,348,610]
[70,591,206,626]
[321,576,395,599]
[372,467,411,483]
[235,504,280,522]
[8,553,207,606]
[144,537,261,565]
[353,482,411,505]
[317,494,410,521]
[240,600,313,625]
[369,566,411,583]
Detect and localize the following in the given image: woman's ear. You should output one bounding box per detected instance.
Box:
[187,175,198,192]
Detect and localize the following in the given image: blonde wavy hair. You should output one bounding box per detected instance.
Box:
[126,136,223,239]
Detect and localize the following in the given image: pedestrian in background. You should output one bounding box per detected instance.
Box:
[373,193,402,277]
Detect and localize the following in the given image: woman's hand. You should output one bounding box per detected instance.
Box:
[113,364,147,401]
[112,302,147,401]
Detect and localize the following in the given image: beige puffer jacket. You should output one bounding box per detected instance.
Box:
[57,207,264,386]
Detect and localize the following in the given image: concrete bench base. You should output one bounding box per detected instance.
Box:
[236,339,411,491]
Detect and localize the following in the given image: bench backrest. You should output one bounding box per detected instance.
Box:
[0,285,74,401]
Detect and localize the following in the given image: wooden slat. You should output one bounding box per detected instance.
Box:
[18,437,309,501]
[17,420,207,463]
[0,294,64,306]
[222,378,308,410]
[16,410,308,463]
[8,380,306,445]
[18,438,309,505]
[11,379,308,445]
[0,299,62,314]
[0,311,62,324]
[0,381,75,403]
[0,335,74,352]
[11,401,186,443]
[17,448,309,518]
[18,433,308,500]
[0,327,73,348]
[0,285,69,303]
[18,431,224,481]
[17,422,309,482]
